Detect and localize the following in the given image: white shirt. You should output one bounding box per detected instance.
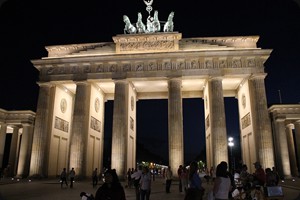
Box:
[131,170,142,180]
[214,177,231,199]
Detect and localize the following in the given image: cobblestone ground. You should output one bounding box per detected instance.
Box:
[0,176,300,200]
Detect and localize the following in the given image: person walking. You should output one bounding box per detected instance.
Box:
[165,166,173,193]
[140,166,151,200]
[69,167,76,188]
[94,168,126,200]
[177,165,183,192]
[60,168,68,188]
[93,168,99,187]
[131,165,143,200]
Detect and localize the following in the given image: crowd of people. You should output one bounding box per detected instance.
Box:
[55,160,283,200]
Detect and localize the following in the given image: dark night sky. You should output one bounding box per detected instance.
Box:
[0,0,300,165]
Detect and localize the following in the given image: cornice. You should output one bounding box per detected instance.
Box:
[0,110,36,125]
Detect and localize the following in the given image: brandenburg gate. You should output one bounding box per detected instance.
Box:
[27,31,276,178]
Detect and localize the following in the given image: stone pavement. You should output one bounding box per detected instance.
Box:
[0,176,300,200]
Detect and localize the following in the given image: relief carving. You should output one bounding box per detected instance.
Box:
[247,59,256,67]
[177,61,185,69]
[96,64,104,72]
[136,63,144,71]
[232,59,242,68]
[205,60,213,68]
[123,64,131,72]
[84,66,91,73]
[47,67,54,74]
[219,60,227,68]
[191,60,199,69]
[148,62,157,70]
[163,62,172,70]
[241,112,251,129]
[71,66,77,73]
[109,64,117,72]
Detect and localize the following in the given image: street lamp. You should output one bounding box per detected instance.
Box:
[228,137,235,171]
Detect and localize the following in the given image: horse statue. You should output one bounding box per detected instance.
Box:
[136,12,147,33]
[163,11,174,32]
[123,15,137,34]
[152,10,161,32]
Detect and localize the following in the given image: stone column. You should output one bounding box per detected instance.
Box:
[0,124,7,168]
[168,78,184,172]
[208,77,228,167]
[29,83,55,177]
[8,126,20,177]
[295,120,300,174]
[286,124,298,177]
[17,124,34,178]
[249,75,275,169]
[274,118,291,178]
[111,80,128,179]
[69,81,91,178]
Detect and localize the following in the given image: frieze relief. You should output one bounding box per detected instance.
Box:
[119,41,175,52]
[39,56,265,77]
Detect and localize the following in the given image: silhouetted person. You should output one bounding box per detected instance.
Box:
[93,168,98,187]
[165,166,173,193]
[177,165,183,192]
[95,169,126,200]
[60,168,68,188]
[69,168,75,188]
[131,165,143,200]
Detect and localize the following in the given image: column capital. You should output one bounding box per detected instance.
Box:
[295,120,300,125]
[21,123,34,127]
[275,116,286,122]
[37,82,55,88]
[113,79,129,84]
[208,76,223,81]
[249,73,267,80]
[286,123,295,129]
[74,81,90,86]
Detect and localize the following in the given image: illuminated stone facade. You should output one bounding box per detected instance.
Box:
[2,32,287,179]
[269,105,300,178]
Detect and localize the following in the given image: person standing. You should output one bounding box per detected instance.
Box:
[177,165,183,192]
[253,161,266,187]
[127,168,132,188]
[60,168,68,188]
[181,166,188,194]
[94,169,126,200]
[93,168,98,187]
[210,166,216,184]
[213,162,232,200]
[131,165,143,200]
[184,161,204,200]
[140,166,151,200]
[165,166,173,193]
[69,168,76,188]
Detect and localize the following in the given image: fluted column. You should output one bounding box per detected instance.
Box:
[111,80,128,179]
[8,126,20,177]
[249,75,275,169]
[0,124,7,168]
[168,78,184,172]
[208,77,228,166]
[17,124,34,178]
[295,121,300,174]
[69,81,91,178]
[286,124,298,177]
[274,118,291,178]
[30,83,55,177]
